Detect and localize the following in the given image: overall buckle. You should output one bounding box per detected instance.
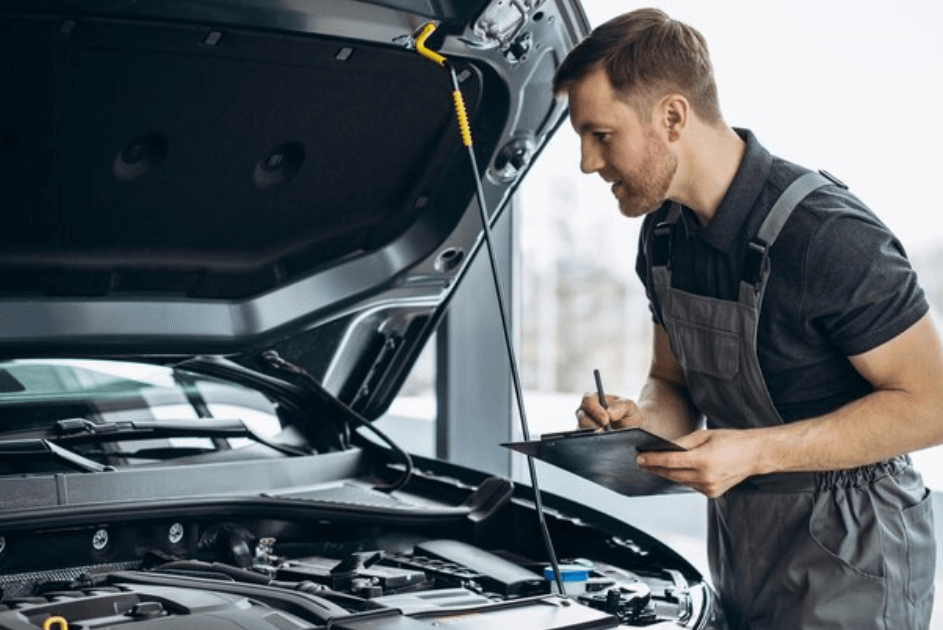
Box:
[652,222,674,268]
[743,238,769,285]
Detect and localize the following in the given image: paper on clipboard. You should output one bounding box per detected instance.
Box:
[501,427,690,496]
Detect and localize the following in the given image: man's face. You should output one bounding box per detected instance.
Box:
[567,67,676,218]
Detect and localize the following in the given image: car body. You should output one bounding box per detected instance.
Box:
[0,1,726,628]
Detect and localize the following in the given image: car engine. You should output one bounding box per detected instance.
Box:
[0,514,707,629]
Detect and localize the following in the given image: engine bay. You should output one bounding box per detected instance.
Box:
[0,509,704,629]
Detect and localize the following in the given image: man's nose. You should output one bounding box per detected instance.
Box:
[580,138,602,174]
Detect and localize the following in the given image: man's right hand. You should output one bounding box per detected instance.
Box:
[576,393,647,431]
[575,324,700,439]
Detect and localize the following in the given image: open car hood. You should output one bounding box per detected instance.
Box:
[0,0,590,417]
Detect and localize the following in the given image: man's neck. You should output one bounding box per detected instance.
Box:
[672,125,746,226]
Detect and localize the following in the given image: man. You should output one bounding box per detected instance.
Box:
[555,8,943,630]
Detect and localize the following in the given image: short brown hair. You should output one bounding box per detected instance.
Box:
[553,8,722,124]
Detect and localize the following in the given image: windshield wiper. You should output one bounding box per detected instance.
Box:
[259,351,414,493]
[176,354,414,493]
[0,438,112,472]
[53,418,309,457]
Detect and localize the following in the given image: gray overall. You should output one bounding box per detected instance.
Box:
[650,172,935,629]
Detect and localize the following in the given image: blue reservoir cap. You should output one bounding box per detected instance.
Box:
[544,564,589,583]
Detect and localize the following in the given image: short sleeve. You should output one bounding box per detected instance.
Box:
[801,206,928,357]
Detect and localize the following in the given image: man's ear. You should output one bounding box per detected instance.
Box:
[661,94,689,142]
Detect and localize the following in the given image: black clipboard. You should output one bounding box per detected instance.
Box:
[502,427,689,496]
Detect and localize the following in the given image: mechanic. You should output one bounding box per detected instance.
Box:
[555,8,943,630]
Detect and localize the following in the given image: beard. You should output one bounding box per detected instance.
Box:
[615,131,677,219]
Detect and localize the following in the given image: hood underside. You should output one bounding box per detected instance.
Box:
[0,0,589,413]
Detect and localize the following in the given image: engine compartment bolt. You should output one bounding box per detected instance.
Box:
[92,528,109,551]
[168,523,184,544]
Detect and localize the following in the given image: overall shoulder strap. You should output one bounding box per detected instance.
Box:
[743,170,841,286]
[650,203,683,269]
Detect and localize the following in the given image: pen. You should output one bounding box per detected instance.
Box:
[593,368,612,431]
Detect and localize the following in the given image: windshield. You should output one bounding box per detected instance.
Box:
[0,359,285,472]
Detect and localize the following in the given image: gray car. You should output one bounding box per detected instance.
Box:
[0,1,725,628]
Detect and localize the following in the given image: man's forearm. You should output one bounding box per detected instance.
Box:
[757,386,943,474]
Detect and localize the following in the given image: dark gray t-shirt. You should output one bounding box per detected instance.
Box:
[636,129,928,422]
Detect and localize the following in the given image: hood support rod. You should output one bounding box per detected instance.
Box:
[414,22,564,596]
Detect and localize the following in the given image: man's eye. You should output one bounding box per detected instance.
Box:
[593,132,611,143]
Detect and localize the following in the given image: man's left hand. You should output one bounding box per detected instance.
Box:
[636,429,762,498]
